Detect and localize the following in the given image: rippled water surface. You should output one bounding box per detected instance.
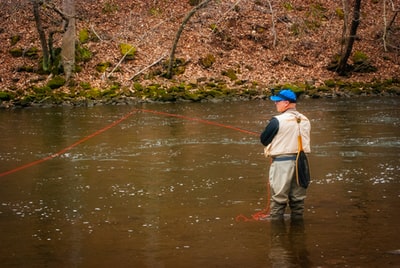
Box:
[0,98,399,267]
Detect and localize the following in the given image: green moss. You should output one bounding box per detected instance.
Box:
[149,7,161,16]
[25,47,39,58]
[335,8,344,19]
[9,48,23,57]
[133,82,144,92]
[96,62,112,72]
[47,76,66,89]
[102,1,119,13]
[209,23,218,32]
[221,68,238,81]
[199,54,216,69]
[0,91,14,101]
[84,88,102,99]
[79,29,90,44]
[76,45,92,62]
[162,58,187,77]
[80,82,91,90]
[119,43,136,60]
[352,51,377,73]
[100,88,118,98]
[32,86,51,94]
[352,51,368,64]
[283,2,294,11]
[10,35,21,46]
[324,80,336,87]
[316,85,330,92]
[108,83,121,91]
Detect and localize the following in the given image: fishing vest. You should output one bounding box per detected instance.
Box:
[267,110,311,156]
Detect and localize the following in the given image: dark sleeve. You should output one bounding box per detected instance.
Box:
[260,117,279,146]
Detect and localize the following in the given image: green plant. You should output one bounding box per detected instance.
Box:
[119,43,136,60]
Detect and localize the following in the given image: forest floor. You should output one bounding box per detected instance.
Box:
[0,0,399,107]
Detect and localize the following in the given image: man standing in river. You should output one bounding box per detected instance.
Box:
[260,89,311,220]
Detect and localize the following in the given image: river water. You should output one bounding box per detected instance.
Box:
[0,98,399,267]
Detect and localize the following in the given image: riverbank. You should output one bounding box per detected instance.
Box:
[1,78,399,109]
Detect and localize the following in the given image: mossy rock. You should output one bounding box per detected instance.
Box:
[199,54,216,69]
[221,68,238,81]
[16,66,35,73]
[10,35,21,46]
[119,43,136,60]
[25,47,39,58]
[47,76,66,89]
[9,48,23,57]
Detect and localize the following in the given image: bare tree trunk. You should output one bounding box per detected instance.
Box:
[266,0,277,48]
[61,0,75,81]
[32,0,50,71]
[166,0,212,79]
[340,0,349,56]
[337,0,362,76]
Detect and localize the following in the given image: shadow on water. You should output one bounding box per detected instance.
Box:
[0,98,399,267]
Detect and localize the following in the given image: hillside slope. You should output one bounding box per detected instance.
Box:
[0,0,399,101]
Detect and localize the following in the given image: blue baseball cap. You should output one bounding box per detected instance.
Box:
[270,89,297,103]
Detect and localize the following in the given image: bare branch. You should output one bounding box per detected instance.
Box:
[213,0,242,27]
[130,54,167,80]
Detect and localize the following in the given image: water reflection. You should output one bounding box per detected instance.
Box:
[269,219,311,267]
